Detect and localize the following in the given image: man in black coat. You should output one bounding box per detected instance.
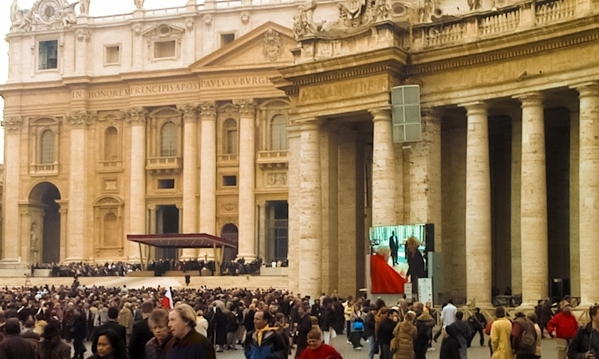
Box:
[90,306,127,354]
[0,318,36,359]
[128,301,155,359]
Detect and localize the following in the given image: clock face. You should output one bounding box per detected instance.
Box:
[39,1,60,23]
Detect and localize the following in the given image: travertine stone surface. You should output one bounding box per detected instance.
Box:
[298,120,321,299]
[286,125,301,295]
[181,105,199,260]
[1,121,22,263]
[575,83,599,305]
[511,117,523,296]
[237,100,256,260]
[462,102,492,305]
[371,109,395,226]
[569,107,580,298]
[127,110,147,261]
[66,124,86,262]
[199,103,216,260]
[516,92,548,305]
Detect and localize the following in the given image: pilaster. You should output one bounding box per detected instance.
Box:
[1,117,23,263]
[287,124,301,295]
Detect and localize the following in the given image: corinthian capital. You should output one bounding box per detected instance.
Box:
[126,107,148,125]
[178,104,198,123]
[198,102,216,119]
[2,117,23,131]
[234,99,256,117]
[67,110,97,128]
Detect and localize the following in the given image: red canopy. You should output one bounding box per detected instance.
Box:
[127,233,237,249]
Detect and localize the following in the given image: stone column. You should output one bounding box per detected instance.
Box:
[179,104,199,260]
[461,102,492,305]
[127,108,147,261]
[1,118,23,264]
[515,92,548,305]
[299,119,322,298]
[236,99,257,260]
[510,115,523,296]
[574,82,599,305]
[66,111,90,262]
[371,109,396,226]
[287,124,301,295]
[568,106,580,298]
[199,102,217,259]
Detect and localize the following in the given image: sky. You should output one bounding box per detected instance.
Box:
[0,0,193,164]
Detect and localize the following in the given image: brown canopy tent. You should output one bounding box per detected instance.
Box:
[127,233,237,274]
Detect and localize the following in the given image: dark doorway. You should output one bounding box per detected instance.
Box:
[156,205,179,260]
[266,201,288,263]
[221,223,239,262]
[29,182,61,264]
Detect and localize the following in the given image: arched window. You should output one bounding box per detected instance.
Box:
[223,119,237,154]
[103,212,118,247]
[104,127,118,161]
[40,130,54,164]
[271,115,287,151]
[160,122,177,157]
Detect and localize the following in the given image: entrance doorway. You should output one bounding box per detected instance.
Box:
[265,201,288,264]
[221,224,239,262]
[29,182,61,264]
[156,205,179,260]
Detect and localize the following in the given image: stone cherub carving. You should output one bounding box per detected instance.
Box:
[13,8,33,31]
[135,0,145,10]
[293,0,319,38]
[61,2,79,26]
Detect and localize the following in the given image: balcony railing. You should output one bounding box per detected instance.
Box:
[30,163,58,176]
[415,0,582,51]
[97,160,122,173]
[257,150,288,169]
[146,156,182,174]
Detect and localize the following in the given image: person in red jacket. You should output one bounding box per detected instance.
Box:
[547,303,580,359]
[298,329,342,359]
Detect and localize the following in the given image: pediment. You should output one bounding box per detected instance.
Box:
[190,22,296,73]
[142,23,186,38]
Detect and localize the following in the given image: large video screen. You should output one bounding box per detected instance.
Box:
[370,224,432,293]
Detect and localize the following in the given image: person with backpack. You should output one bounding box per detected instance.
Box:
[511,311,538,359]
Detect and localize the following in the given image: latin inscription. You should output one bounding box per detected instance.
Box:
[299,77,388,104]
[71,76,271,100]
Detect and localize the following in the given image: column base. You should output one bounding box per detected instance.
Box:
[0,260,31,277]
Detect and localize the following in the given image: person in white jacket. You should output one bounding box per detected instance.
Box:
[195,309,209,337]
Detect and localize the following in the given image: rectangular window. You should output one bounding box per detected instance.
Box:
[158,179,175,189]
[220,33,235,47]
[105,45,120,65]
[39,40,58,70]
[223,175,237,187]
[154,41,176,59]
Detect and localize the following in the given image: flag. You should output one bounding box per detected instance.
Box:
[161,288,173,310]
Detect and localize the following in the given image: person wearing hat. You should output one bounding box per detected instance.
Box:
[0,317,37,359]
[37,323,71,359]
[547,303,579,359]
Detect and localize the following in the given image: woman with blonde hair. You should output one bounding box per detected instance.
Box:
[167,304,216,359]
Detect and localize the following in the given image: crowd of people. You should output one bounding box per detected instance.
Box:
[32,258,275,277]
[0,278,597,359]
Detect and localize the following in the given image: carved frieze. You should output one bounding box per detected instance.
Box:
[267,172,287,186]
[67,110,97,128]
